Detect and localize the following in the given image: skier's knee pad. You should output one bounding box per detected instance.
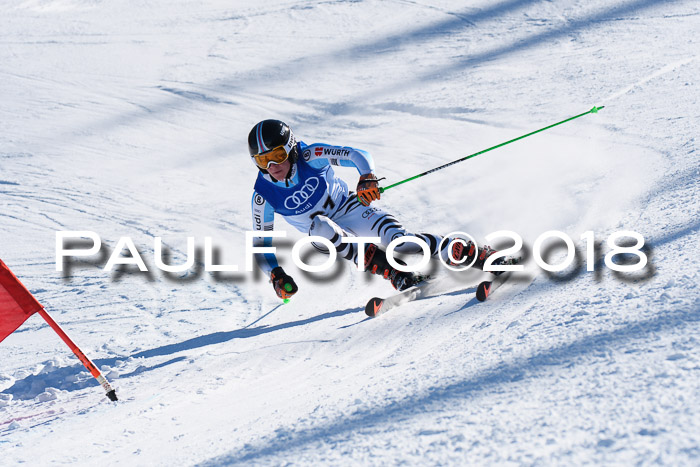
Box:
[308,216,344,253]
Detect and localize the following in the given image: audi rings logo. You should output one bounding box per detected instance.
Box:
[284,177,320,210]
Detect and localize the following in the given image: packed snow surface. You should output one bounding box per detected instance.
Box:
[1,0,698,465]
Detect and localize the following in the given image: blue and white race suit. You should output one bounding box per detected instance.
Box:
[251,141,447,275]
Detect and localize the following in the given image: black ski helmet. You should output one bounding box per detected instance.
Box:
[248,120,298,174]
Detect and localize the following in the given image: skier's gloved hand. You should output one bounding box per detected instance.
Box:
[270,266,298,300]
[357,173,381,206]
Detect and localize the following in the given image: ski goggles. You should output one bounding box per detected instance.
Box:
[252,145,289,169]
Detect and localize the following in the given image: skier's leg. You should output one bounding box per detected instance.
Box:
[331,196,443,256]
[331,194,502,271]
[309,212,416,290]
[308,215,358,263]
[373,221,500,269]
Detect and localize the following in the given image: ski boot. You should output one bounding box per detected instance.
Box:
[449,239,516,273]
[364,244,417,291]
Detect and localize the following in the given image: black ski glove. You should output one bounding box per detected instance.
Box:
[270,266,298,300]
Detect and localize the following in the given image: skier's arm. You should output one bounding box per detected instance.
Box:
[251,192,299,299]
[304,143,381,205]
[251,192,279,276]
[303,144,375,175]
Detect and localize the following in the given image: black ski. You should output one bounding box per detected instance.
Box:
[365,257,522,316]
[476,272,512,302]
[365,276,441,317]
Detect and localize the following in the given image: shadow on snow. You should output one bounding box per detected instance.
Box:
[1,305,361,400]
[46,0,669,147]
[201,302,700,465]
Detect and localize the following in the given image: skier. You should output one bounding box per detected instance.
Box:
[249,119,499,300]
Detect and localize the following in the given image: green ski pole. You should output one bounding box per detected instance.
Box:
[377,106,604,194]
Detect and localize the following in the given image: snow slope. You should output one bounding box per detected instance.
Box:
[1,0,698,464]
